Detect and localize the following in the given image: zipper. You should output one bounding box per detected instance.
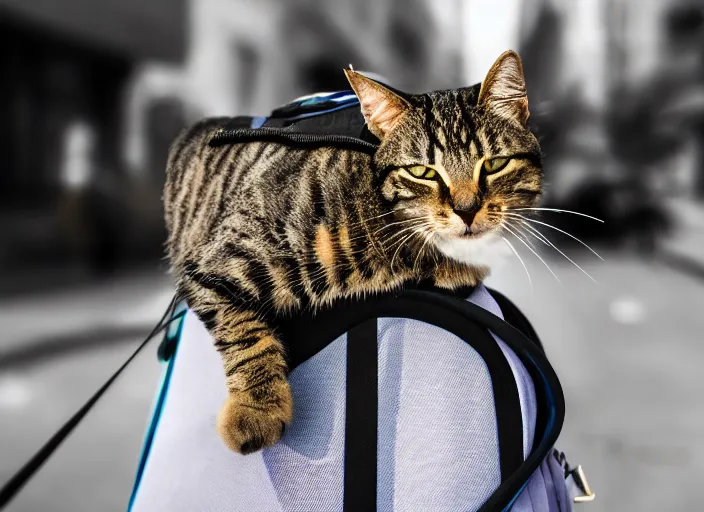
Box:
[209,127,378,155]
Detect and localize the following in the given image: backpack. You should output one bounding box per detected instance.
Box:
[0,90,594,512]
[129,91,595,511]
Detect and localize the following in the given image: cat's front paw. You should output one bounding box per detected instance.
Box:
[216,379,293,454]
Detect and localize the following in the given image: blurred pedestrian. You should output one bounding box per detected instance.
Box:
[57,118,122,277]
[57,118,96,270]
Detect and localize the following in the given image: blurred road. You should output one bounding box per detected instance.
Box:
[1,249,703,511]
[0,272,174,512]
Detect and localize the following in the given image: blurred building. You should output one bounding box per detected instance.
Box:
[661,0,704,198]
[0,0,186,280]
[0,0,186,201]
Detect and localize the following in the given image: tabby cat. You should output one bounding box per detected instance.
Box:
[163,50,542,454]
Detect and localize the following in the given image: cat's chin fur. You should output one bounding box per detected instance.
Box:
[434,232,509,268]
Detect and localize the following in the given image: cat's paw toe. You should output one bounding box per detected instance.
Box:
[216,382,293,454]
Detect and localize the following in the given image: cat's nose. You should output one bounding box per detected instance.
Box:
[454,208,478,231]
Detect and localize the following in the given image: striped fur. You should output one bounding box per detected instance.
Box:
[164,51,543,453]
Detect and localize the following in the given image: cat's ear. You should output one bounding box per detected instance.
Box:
[344,69,410,140]
[478,50,530,125]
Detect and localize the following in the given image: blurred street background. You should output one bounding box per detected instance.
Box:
[1,0,704,510]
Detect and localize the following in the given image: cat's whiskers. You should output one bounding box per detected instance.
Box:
[380,221,433,248]
[357,208,411,224]
[501,236,532,292]
[345,208,412,230]
[518,221,551,247]
[388,225,432,271]
[343,217,422,245]
[510,207,605,223]
[491,212,598,283]
[384,221,434,246]
[412,231,436,275]
[513,220,598,283]
[506,221,538,250]
[390,232,417,271]
[498,221,562,286]
[502,211,604,261]
[359,210,398,222]
[368,217,428,238]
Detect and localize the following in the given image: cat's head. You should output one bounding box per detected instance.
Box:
[345,50,542,268]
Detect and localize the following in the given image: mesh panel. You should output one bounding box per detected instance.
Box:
[130,286,540,512]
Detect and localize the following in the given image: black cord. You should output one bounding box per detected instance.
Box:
[0,294,182,510]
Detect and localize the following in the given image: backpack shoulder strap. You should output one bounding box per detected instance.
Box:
[277,286,564,512]
[486,287,544,353]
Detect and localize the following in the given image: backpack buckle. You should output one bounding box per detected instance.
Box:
[568,465,595,503]
[554,450,595,504]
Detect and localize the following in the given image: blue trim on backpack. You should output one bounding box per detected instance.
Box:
[269,91,359,122]
[250,116,267,128]
[127,303,187,511]
[287,91,357,109]
[278,102,359,122]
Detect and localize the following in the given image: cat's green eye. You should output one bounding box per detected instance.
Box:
[406,165,437,179]
[409,165,426,177]
[483,157,509,174]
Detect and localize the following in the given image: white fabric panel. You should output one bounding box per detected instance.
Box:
[130,285,538,512]
[467,286,537,458]
[262,333,347,511]
[375,317,500,511]
[130,309,283,512]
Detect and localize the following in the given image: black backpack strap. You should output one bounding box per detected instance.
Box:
[279,287,564,512]
[343,319,379,511]
[486,288,543,353]
[0,296,182,510]
[280,289,528,502]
